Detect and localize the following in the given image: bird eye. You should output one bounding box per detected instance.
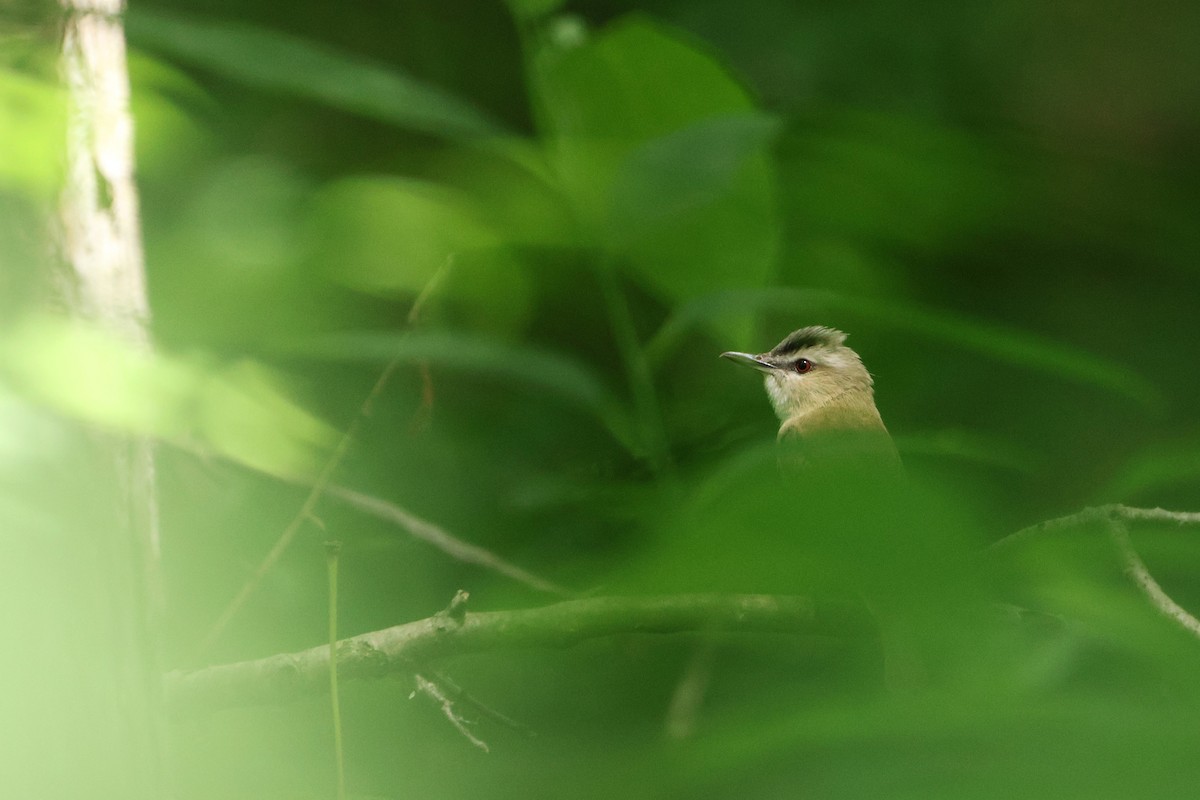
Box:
[793,358,812,374]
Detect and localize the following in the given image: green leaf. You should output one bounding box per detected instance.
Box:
[505,0,568,19]
[607,113,781,301]
[1101,438,1200,502]
[126,8,503,139]
[282,331,635,449]
[650,287,1160,406]
[308,176,501,294]
[0,315,332,476]
[306,176,537,336]
[535,17,779,317]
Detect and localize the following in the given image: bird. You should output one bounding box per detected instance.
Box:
[722,325,926,690]
[720,325,901,474]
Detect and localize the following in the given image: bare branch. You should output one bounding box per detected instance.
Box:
[989,504,1200,643]
[325,484,574,597]
[990,504,1200,553]
[1108,521,1200,640]
[167,593,873,712]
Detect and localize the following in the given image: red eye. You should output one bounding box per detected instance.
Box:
[794,358,812,374]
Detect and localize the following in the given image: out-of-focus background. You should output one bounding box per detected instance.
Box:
[4,0,1200,797]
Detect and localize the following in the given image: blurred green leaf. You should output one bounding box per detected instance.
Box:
[1101,437,1200,502]
[308,176,499,293]
[282,330,635,449]
[535,16,779,327]
[307,175,537,335]
[126,8,504,139]
[782,111,1011,250]
[651,287,1160,406]
[505,0,568,19]
[607,113,781,301]
[128,52,216,177]
[0,315,332,476]
[536,16,756,139]
[682,692,1200,799]
[895,428,1041,475]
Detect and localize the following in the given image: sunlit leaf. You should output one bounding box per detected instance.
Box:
[126,8,504,139]
[307,176,500,294]
[0,315,332,476]
[306,175,537,335]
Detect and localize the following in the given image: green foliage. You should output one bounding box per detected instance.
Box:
[535,18,779,324]
[2,315,332,476]
[125,7,504,139]
[7,1,1200,798]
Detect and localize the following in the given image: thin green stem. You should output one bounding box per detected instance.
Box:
[596,261,672,473]
[326,540,346,800]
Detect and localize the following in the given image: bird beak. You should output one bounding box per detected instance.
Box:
[720,351,776,373]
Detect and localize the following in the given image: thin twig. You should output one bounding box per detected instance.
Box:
[989,504,1200,553]
[325,484,573,597]
[193,362,398,656]
[424,668,537,739]
[412,674,490,752]
[1108,520,1200,639]
[990,504,1200,643]
[194,260,455,657]
[325,540,346,800]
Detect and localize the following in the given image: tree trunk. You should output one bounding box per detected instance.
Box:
[4,0,171,796]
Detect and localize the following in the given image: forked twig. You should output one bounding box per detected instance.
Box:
[413,673,490,752]
[1108,520,1200,639]
[993,504,1200,641]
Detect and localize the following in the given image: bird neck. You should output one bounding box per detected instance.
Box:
[777,385,884,438]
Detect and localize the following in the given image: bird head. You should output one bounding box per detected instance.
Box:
[721,326,875,422]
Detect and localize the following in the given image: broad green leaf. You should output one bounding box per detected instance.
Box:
[535,17,778,317]
[280,330,634,450]
[126,8,503,139]
[650,287,1159,406]
[0,315,332,476]
[536,16,755,139]
[607,112,781,301]
[308,176,500,294]
[306,176,536,335]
